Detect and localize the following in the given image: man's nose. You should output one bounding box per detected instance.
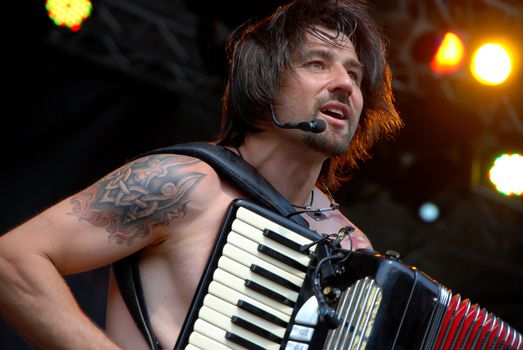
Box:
[327,65,354,95]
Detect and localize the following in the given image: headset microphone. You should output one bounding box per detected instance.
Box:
[270,104,327,133]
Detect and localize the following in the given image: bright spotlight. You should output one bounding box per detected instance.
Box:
[418,202,440,223]
[489,153,523,196]
[470,43,512,86]
[430,32,466,74]
[46,0,93,32]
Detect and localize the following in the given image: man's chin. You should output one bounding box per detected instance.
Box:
[304,134,351,157]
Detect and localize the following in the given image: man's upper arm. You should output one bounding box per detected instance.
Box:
[1,153,209,275]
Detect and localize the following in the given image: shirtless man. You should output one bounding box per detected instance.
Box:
[0,0,401,349]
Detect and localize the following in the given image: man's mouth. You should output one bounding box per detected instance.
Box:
[321,108,345,119]
[319,102,349,120]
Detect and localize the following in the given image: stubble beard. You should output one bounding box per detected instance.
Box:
[304,128,352,156]
[301,93,355,156]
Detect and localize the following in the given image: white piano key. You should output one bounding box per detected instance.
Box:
[184,344,202,350]
[227,233,306,279]
[294,295,319,326]
[213,268,295,316]
[188,331,234,350]
[193,319,246,350]
[218,256,299,302]
[208,281,290,322]
[198,306,280,350]
[236,207,316,250]
[231,219,311,267]
[203,293,287,338]
[222,243,304,287]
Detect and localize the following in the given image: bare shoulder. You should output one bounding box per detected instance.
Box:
[311,187,373,251]
[69,153,221,246]
[0,153,226,277]
[327,209,373,251]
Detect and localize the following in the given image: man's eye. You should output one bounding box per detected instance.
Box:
[348,71,361,83]
[308,61,325,70]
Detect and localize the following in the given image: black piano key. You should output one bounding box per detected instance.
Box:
[257,244,307,273]
[245,279,296,307]
[237,300,288,328]
[250,264,301,292]
[263,228,309,254]
[231,316,283,344]
[225,331,265,350]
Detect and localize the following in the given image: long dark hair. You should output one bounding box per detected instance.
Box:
[217,0,403,191]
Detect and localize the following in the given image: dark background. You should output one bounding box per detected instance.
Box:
[3,0,522,348]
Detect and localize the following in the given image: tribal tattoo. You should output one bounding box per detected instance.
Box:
[69,155,205,245]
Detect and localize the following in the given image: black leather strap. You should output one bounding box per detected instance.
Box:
[112,142,308,349]
[112,255,160,350]
[149,142,307,226]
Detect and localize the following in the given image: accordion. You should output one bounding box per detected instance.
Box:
[175,200,522,350]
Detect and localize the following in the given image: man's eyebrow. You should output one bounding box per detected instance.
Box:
[298,49,333,60]
[345,58,364,71]
[298,49,364,71]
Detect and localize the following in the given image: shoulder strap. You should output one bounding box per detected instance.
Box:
[150,142,307,225]
[112,142,307,349]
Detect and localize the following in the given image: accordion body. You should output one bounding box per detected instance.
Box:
[175,200,522,350]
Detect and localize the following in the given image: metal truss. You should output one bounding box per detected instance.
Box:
[45,0,522,131]
[373,0,522,136]
[46,0,223,108]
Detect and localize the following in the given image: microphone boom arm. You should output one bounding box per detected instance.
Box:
[270,104,326,133]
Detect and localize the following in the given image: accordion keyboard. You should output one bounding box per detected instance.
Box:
[176,200,522,350]
[181,201,322,350]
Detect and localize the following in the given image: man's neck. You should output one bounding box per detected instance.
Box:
[238,133,326,207]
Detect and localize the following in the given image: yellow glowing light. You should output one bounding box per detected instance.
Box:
[470,43,512,85]
[46,0,92,32]
[430,32,465,74]
[489,153,523,196]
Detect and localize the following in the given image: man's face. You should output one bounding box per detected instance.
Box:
[273,27,364,156]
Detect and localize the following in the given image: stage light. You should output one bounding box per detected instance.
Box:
[430,32,466,74]
[46,0,92,32]
[418,202,440,223]
[489,153,523,196]
[470,43,513,86]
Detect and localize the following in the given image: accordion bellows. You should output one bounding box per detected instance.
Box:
[175,200,522,350]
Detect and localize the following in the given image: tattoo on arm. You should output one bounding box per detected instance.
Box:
[69,155,205,245]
